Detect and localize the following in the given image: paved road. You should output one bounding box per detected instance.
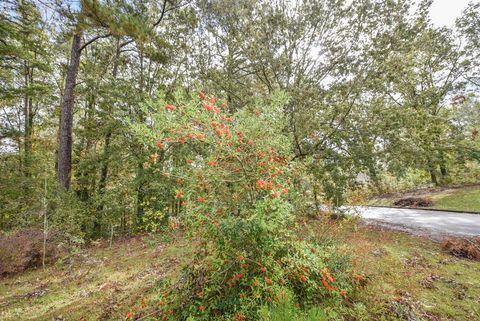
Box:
[348,206,480,239]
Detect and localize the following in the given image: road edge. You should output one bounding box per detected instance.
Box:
[366,205,480,215]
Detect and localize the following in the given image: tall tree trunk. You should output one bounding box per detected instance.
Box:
[55,70,66,173]
[58,33,82,190]
[135,51,146,225]
[23,61,31,177]
[98,132,111,190]
[77,94,95,202]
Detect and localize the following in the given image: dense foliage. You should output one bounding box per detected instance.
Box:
[1,0,479,236]
[0,0,479,318]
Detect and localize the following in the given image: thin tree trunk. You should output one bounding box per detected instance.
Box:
[98,39,120,201]
[58,33,82,190]
[313,182,320,213]
[135,51,146,224]
[439,152,448,179]
[42,174,48,270]
[98,131,111,191]
[428,160,438,185]
[23,61,31,177]
[429,170,438,185]
[78,95,94,202]
[135,163,145,224]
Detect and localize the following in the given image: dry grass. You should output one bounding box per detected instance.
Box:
[441,238,480,261]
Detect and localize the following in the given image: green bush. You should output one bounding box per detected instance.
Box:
[132,91,351,320]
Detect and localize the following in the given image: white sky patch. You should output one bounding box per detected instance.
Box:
[429,0,472,27]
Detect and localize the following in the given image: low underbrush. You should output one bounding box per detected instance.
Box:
[441,238,480,260]
[0,229,58,277]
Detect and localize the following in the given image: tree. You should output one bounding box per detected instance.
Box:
[0,1,53,177]
[457,1,480,88]
[370,7,469,184]
[57,0,186,190]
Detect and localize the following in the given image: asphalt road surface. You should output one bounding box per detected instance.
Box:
[349,206,480,239]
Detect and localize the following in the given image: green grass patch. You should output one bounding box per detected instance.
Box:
[368,186,480,212]
[429,187,480,212]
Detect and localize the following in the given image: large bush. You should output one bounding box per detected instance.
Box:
[132,91,351,320]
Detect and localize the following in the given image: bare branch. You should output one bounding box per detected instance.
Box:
[79,33,111,52]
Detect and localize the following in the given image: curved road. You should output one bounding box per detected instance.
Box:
[350,206,480,239]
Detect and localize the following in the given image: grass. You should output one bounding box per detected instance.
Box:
[307,217,480,321]
[430,188,480,212]
[1,221,479,321]
[361,232,478,319]
[0,233,191,321]
[368,185,480,213]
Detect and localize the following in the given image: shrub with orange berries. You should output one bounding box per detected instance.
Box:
[132,90,351,320]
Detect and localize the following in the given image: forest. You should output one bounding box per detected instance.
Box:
[1,0,479,320]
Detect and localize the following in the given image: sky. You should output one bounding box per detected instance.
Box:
[25,0,474,28]
[429,0,472,27]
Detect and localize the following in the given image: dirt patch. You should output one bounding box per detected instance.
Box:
[393,197,433,207]
[441,238,480,260]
